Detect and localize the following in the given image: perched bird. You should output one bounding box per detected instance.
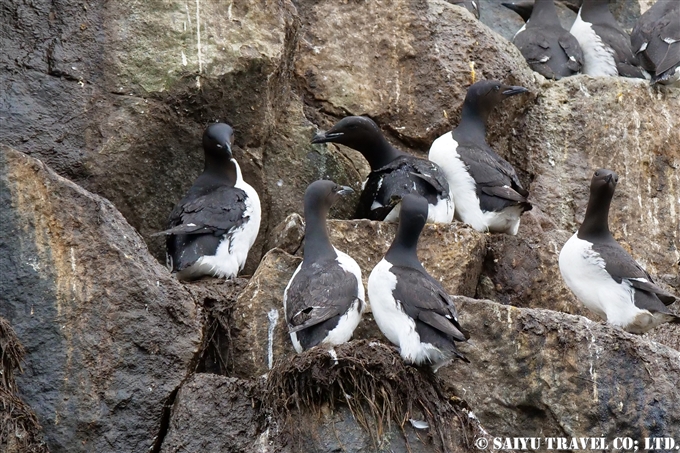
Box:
[446,0,480,20]
[559,169,679,334]
[283,180,365,352]
[428,80,532,235]
[502,0,580,24]
[368,194,469,370]
[569,0,647,78]
[508,0,583,80]
[312,116,454,223]
[154,123,261,281]
[631,0,680,85]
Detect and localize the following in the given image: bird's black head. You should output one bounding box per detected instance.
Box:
[304,180,354,216]
[590,168,618,198]
[463,80,529,122]
[398,194,428,241]
[311,116,399,169]
[203,123,234,158]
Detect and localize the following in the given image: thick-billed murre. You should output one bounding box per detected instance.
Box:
[312,116,454,224]
[154,123,261,281]
[283,180,365,352]
[428,80,532,235]
[559,169,679,334]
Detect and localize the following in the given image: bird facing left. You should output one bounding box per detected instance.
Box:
[153,123,261,281]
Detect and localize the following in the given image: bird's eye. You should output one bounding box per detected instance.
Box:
[614,176,619,182]
[494,85,500,91]
[595,171,600,176]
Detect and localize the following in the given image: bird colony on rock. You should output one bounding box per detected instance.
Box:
[156,0,680,372]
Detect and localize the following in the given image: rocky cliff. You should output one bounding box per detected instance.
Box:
[1,0,679,452]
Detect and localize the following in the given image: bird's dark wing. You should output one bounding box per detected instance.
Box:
[285,260,361,334]
[593,242,677,308]
[591,24,646,78]
[356,156,450,220]
[389,266,469,342]
[558,31,584,72]
[645,18,680,78]
[454,140,531,212]
[155,186,249,236]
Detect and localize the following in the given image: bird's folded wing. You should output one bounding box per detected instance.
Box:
[153,186,248,236]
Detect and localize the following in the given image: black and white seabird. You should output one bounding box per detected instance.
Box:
[428,80,532,235]
[631,0,680,85]
[446,0,480,20]
[506,0,583,79]
[283,180,365,352]
[559,169,679,334]
[569,0,647,78]
[311,116,454,223]
[502,0,580,24]
[368,194,468,370]
[154,123,261,281]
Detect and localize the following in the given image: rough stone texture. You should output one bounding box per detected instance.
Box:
[160,374,264,453]
[0,148,203,453]
[295,0,537,150]
[230,249,301,380]
[442,297,680,445]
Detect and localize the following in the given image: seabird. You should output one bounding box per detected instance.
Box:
[283,180,365,352]
[569,0,647,78]
[428,80,532,235]
[446,0,480,20]
[508,0,583,80]
[367,194,469,370]
[311,116,454,224]
[154,123,261,281]
[559,169,679,334]
[502,0,580,23]
[631,0,680,85]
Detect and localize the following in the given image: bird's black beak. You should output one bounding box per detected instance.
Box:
[216,141,232,155]
[502,86,529,97]
[312,131,344,144]
[336,186,354,196]
[605,173,616,185]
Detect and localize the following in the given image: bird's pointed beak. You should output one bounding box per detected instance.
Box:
[311,130,344,144]
[502,86,529,97]
[605,173,615,184]
[337,186,354,196]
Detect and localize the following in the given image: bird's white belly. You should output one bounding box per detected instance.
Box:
[185,180,261,279]
[570,13,618,76]
[428,132,492,232]
[559,234,642,327]
[367,259,441,365]
[483,205,523,235]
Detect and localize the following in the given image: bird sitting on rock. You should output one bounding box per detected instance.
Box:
[559,169,679,334]
[283,180,365,352]
[311,116,454,224]
[368,194,469,371]
[154,123,261,281]
[631,0,680,85]
[428,80,532,235]
[569,0,647,78]
[505,0,583,80]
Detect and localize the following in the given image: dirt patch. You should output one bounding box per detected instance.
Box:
[263,339,477,452]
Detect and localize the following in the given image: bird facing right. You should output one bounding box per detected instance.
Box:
[559,169,679,334]
[428,80,532,235]
[368,194,469,371]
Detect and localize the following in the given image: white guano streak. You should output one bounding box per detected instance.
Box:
[267,309,279,369]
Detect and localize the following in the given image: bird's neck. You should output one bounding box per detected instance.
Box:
[578,193,613,240]
[385,223,423,269]
[456,104,488,143]
[581,0,612,20]
[531,0,561,25]
[303,210,336,263]
[361,136,404,170]
[204,155,238,186]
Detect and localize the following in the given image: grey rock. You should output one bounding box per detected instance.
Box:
[0,148,203,453]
